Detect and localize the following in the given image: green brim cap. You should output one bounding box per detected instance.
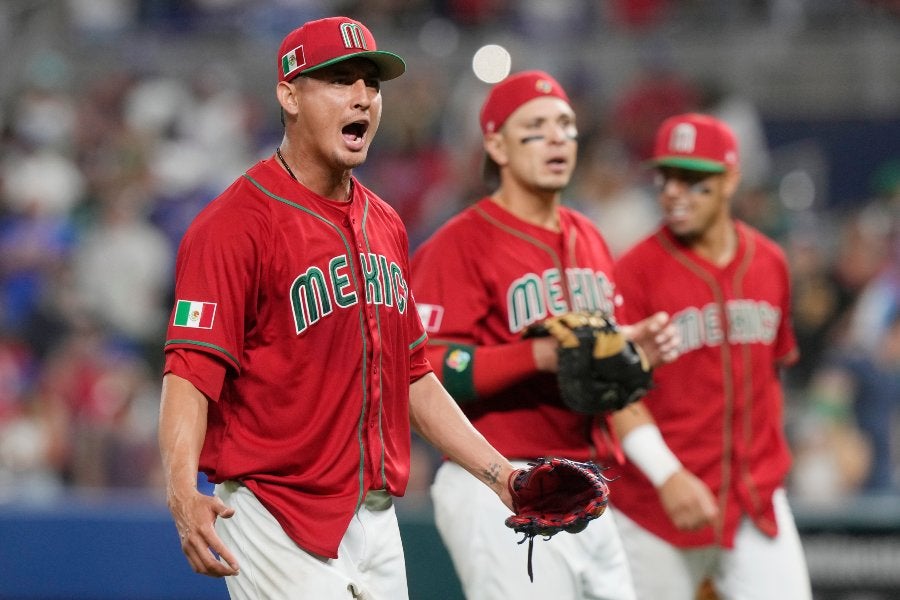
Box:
[648,156,727,173]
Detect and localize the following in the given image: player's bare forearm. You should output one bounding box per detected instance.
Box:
[409,373,516,509]
[609,400,656,437]
[159,374,209,500]
[159,374,240,577]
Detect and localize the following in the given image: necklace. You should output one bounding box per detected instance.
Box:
[276,146,354,202]
[275,147,298,182]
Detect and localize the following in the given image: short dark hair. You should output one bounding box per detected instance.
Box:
[482,154,500,188]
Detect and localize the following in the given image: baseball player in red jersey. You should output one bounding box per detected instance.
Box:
[609,113,813,599]
[410,71,680,599]
[157,17,520,600]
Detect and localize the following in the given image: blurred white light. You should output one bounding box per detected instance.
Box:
[472,44,511,84]
[778,170,816,211]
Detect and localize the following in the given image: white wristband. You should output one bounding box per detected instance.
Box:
[621,424,682,488]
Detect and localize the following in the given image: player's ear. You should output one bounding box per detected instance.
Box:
[276,80,301,118]
[722,167,742,198]
[484,132,509,168]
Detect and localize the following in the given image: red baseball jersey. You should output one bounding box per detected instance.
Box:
[163,157,431,558]
[410,198,618,461]
[611,222,797,548]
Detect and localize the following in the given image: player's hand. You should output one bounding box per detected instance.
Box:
[531,335,559,373]
[498,470,516,512]
[657,468,719,531]
[169,489,240,577]
[621,311,680,367]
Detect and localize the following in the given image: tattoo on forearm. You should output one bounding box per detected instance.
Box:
[481,462,502,486]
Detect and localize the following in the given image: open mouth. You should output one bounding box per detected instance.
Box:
[667,202,691,220]
[547,156,569,172]
[342,121,368,142]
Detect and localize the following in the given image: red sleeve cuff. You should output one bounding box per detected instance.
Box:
[164,348,227,402]
[409,339,434,383]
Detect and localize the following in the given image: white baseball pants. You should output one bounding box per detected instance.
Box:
[431,460,637,600]
[214,481,407,600]
[613,488,813,600]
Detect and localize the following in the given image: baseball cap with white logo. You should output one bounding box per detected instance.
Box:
[479,70,571,135]
[650,113,739,173]
[277,16,406,83]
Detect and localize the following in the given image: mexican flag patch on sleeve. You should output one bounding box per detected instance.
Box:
[173,300,216,329]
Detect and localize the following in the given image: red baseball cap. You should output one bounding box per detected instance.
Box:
[278,17,405,83]
[650,113,739,173]
[479,70,571,134]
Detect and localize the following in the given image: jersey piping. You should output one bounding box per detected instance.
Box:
[655,230,736,544]
[409,332,427,350]
[733,236,767,518]
[164,339,240,370]
[244,173,378,512]
[360,198,387,492]
[472,203,573,311]
[654,226,777,543]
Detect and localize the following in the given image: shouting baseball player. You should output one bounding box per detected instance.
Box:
[410,70,680,599]
[157,16,523,600]
[609,113,813,599]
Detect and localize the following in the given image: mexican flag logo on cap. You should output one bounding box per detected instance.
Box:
[173,300,216,329]
[281,45,305,78]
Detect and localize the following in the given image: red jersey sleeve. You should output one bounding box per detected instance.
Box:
[410,208,543,401]
[613,252,654,325]
[770,241,799,365]
[407,293,433,382]
[163,348,228,402]
[164,179,269,372]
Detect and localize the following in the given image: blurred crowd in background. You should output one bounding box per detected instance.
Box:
[0,0,898,509]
